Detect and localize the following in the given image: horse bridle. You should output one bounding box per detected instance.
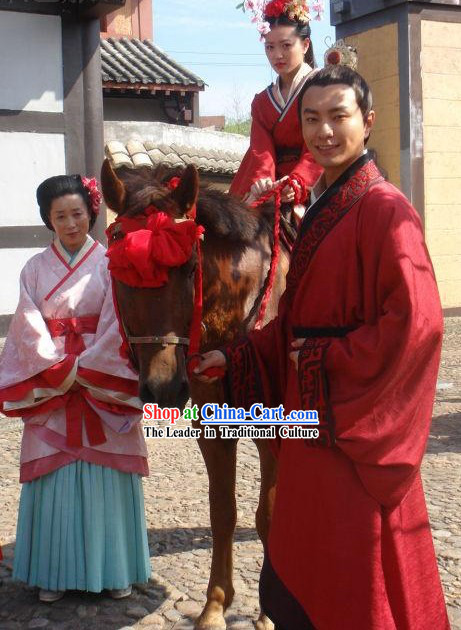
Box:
[127,335,190,348]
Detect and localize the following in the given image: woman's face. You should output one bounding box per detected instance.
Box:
[49,194,91,253]
[264,25,309,78]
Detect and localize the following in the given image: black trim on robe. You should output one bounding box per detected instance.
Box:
[260,553,317,630]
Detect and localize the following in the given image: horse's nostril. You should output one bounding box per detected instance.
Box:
[139,379,189,409]
[177,380,190,410]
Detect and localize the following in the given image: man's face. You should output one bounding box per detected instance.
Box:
[300,84,374,176]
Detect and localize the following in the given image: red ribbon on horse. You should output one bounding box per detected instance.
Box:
[106,207,203,288]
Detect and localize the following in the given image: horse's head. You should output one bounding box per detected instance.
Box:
[101,159,200,410]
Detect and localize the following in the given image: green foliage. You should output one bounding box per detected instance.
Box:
[223,118,251,136]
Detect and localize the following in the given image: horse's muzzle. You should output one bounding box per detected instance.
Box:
[139,377,189,412]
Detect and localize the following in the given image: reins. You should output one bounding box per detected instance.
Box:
[186,175,307,379]
[249,175,307,329]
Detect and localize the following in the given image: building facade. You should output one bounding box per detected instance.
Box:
[331,0,461,312]
[100,0,204,126]
[0,0,123,335]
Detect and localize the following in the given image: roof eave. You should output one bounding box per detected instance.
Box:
[103,81,205,93]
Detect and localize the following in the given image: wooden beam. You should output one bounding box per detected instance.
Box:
[103,81,203,93]
[0,110,64,133]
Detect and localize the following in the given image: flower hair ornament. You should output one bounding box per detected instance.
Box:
[237,0,324,36]
[324,39,358,70]
[81,176,103,215]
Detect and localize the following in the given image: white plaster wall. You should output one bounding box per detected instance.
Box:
[104,121,250,154]
[0,132,66,226]
[0,248,46,315]
[0,12,63,113]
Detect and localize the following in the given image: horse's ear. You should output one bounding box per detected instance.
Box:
[171,165,199,216]
[100,159,126,215]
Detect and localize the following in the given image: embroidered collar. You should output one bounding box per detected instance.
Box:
[53,235,95,268]
[299,152,380,238]
[274,62,312,108]
[285,153,383,303]
[308,150,370,211]
[267,63,313,118]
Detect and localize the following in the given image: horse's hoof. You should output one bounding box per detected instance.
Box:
[254,613,275,630]
[194,612,226,630]
[195,621,226,630]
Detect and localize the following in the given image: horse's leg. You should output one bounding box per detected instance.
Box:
[254,439,277,630]
[195,434,238,630]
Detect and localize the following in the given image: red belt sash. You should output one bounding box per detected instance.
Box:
[45,315,106,447]
[64,388,106,448]
[46,315,99,355]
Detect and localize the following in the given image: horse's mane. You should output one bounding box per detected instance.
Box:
[115,165,272,245]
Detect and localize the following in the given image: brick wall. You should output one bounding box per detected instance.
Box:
[421,20,461,309]
[345,23,401,187]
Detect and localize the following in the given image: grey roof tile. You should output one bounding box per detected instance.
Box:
[105,139,244,176]
[101,37,205,88]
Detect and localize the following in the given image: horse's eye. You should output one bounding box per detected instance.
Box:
[111,231,124,242]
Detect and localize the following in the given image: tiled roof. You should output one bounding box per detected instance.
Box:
[105,139,244,177]
[101,38,205,89]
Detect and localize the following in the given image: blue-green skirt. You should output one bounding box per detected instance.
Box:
[13,461,151,592]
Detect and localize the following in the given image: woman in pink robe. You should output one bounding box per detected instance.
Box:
[0,175,150,602]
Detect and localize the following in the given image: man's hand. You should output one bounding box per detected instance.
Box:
[289,338,306,371]
[193,350,227,383]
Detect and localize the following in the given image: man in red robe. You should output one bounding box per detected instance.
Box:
[195,65,449,629]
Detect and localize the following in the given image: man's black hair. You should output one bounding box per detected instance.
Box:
[298,65,373,122]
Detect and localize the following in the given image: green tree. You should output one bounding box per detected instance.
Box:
[223,118,251,136]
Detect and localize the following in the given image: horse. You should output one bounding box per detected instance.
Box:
[101,159,291,630]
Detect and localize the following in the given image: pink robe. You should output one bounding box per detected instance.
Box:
[0,237,147,483]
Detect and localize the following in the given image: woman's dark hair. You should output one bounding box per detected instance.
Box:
[265,15,315,67]
[36,174,96,231]
[298,64,373,121]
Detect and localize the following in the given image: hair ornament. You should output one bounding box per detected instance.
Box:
[237,0,323,36]
[324,39,358,70]
[81,177,102,215]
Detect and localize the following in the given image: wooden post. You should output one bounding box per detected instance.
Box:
[82,18,107,245]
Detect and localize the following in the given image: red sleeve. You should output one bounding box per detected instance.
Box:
[230,95,277,198]
[0,355,75,408]
[225,295,291,461]
[77,367,138,397]
[297,191,443,507]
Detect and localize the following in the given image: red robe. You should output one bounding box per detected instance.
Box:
[226,154,449,629]
[229,83,322,198]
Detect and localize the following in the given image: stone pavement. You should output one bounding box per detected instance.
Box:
[1,318,460,630]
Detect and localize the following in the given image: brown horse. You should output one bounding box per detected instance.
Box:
[101,160,290,630]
